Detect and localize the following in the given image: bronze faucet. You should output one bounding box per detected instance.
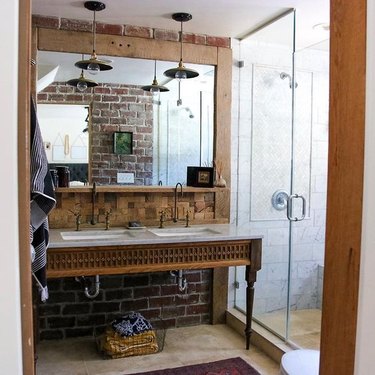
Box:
[185,210,190,227]
[159,210,166,228]
[105,209,112,230]
[173,182,183,222]
[69,204,81,231]
[91,182,97,225]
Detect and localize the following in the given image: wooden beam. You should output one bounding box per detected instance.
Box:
[320,0,366,374]
[37,28,218,66]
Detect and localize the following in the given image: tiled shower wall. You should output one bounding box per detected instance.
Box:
[230,38,329,315]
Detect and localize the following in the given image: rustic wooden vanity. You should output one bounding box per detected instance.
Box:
[47,224,262,349]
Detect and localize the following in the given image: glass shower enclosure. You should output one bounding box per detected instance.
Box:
[233,10,329,349]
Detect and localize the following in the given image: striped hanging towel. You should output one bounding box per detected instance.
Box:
[30,96,56,302]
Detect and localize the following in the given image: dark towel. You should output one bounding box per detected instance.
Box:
[30,96,56,302]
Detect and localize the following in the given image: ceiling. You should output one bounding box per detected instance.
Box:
[32,0,329,49]
[33,0,329,88]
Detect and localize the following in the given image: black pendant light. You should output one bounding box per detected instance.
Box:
[67,55,99,91]
[75,1,112,74]
[163,13,199,80]
[67,70,99,91]
[142,60,170,93]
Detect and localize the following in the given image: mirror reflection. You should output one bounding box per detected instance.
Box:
[36,51,215,186]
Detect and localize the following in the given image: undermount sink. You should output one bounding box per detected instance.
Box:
[147,226,221,237]
[60,229,134,241]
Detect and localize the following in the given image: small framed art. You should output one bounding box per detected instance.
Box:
[113,132,133,155]
[186,166,214,187]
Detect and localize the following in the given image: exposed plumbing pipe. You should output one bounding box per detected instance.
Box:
[170,270,187,292]
[75,275,100,299]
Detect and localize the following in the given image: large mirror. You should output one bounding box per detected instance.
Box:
[36,50,215,186]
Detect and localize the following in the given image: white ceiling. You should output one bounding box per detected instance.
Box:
[32,0,329,49]
[33,0,329,87]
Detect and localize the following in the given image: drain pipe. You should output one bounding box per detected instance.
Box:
[75,275,100,299]
[170,270,187,292]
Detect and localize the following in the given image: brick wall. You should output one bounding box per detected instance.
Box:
[38,82,153,185]
[32,15,231,49]
[39,270,212,340]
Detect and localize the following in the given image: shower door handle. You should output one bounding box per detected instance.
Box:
[287,194,306,221]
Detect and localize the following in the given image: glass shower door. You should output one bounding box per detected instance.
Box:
[234,10,328,349]
[234,10,297,340]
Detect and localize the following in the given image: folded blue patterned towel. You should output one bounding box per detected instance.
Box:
[111,312,153,337]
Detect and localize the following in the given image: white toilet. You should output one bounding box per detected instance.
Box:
[280,349,320,375]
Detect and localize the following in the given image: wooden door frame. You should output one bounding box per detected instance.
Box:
[320,0,366,374]
[19,1,366,374]
[18,0,34,374]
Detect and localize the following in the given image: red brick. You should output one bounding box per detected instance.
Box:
[125,25,153,39]
[186,304,209,315]
[206,36,231,48]
[182,32,206,45]
[154,29,179,42]
[32,15,60,29]
[60,18,92,33]
[96,22,123,35]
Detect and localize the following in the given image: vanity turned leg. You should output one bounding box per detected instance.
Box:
[245,265,256,350]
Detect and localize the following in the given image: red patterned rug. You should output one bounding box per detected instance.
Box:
[128,357,260,375]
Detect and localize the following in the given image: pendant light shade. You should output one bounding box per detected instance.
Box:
[67,70,98,91]
[142,60,170,93]
[75,1,112,73]
[163,13,199,80]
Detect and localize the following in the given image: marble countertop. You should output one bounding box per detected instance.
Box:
[49,224,263,248]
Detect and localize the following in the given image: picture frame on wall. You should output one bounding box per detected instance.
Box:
[113,132,133,154]
[186,166,214,187]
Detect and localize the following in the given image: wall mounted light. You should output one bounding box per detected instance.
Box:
[163,13,199,80]
[142,60,169,94]
[75,1,113,74]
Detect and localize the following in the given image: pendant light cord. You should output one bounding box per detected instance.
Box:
[154,60,157,80]
[92,9,96,54]
[180,20,183,61]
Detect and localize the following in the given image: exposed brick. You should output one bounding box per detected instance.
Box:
[47,316,75,328]
[65,327,94,338]
[125,25,153,39]
[186,304,210,315]
[61,278,83,291]
[32,15,60,29]
[185,271,201,283]
[92,302,120,313]
[121,298,149,312]
[39,305,61,316]
[60,18,92,32]
[206,36,231,48]
[62,304,90,315]
[96,22,123,35]
[175,294,200,305]
[48,291,76,303]
[124,274,149,287]
[77,314,106,327]
[40,330,64,340]
[149,296,175,308]
[94,87,111,94]
[154,29,179,42]
[101,275,124,288]
[134,286,160,299]
[182,33,206,45]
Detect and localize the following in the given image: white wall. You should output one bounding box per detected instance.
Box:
[355,0,375,373]
[0,0,23,374]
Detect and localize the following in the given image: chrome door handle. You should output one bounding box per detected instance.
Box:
[287,194,306,221]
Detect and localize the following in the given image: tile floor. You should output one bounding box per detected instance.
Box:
[36,324,280,375]
[255,309,321,350]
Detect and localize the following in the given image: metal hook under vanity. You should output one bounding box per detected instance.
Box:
[170,270,187,292]
[75,275,100,299]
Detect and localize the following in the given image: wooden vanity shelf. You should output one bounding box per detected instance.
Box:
[47,237,261,349]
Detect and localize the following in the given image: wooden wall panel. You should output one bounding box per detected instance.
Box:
[320,0,366,374]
